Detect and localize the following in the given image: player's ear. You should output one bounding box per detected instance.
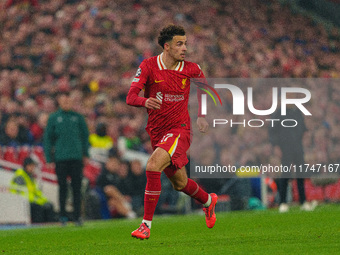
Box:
[164,42,170,50]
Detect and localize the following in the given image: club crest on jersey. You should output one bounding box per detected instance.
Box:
[156,92,163,103]
[135,67,142,77]
[181,78,187,89]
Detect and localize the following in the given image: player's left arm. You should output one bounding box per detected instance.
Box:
[195,64,209,133]
[197,117,208,133]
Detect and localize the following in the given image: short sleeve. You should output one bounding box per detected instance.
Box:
[196,64,206,79]
[131,60,150,89]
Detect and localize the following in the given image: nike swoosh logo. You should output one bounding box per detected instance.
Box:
[155,80,164,83]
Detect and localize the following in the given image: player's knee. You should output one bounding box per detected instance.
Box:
[172,180,186,191]
[173,184,183,191]
[145,162,155,172]
[146,160,161,172]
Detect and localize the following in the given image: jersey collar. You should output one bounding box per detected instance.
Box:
[157,53,184,71]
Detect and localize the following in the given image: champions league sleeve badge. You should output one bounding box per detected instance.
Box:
[135,67,142,77]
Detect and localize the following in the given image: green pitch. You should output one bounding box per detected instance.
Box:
[0,204,339,255]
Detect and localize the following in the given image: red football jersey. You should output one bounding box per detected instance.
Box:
[131,53,205,137]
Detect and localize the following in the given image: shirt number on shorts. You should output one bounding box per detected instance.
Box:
[161,133,173,143]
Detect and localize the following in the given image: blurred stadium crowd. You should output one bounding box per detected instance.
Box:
[0,0,340,219]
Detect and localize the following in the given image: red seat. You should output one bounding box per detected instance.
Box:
[304,179,324,201]
[32,146,46,164]
[41,164,58,183]
[83,161,102,188]
[292,179,340,202]
[325,180,340,201]
[3,146,19,164]
[18,146,31,165]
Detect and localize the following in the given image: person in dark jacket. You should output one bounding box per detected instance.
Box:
[269,105,316,212]
[43,91,89,225]
[127,160,146,214]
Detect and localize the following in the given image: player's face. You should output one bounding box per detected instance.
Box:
[167,35,187,61]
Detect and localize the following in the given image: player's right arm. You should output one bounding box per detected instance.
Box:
[126,61,161,110]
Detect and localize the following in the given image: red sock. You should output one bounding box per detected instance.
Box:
[181,178,209,204]
[143,171,161,221]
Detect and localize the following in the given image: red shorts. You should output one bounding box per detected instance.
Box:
[150,128,191,178]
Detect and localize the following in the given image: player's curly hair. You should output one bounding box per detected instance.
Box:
[158,25,186,49]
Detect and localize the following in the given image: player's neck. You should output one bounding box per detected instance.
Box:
[161,52,180,70]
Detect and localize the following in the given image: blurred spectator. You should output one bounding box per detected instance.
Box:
[16,113,34,144]
[156,172,181,215]
[120,125,145,152]
[10,157,56,223]
[127,159,146,215]
[1,101,20,126]
[116,160,132,195]
[89,122,114,165]
[4,0,39,9]
[0,116,31,146]
[0,117,20,146]
[269,105,317,212]
[96,155,137,219]
[30,111,49,145]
